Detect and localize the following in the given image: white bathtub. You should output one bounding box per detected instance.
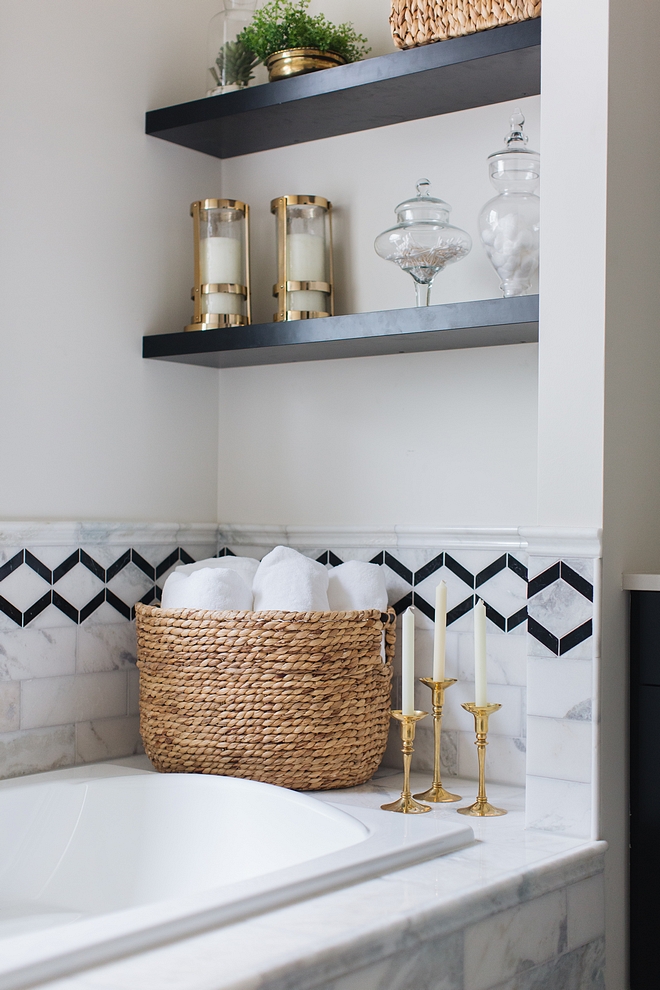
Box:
[0,764,473,990]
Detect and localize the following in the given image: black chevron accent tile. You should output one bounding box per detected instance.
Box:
[560,562,593,602]
[328,551,343,567]
[476,554,507,588]
[79,591,105,623]
[560,620,593,655]
[414,552,444,585]
[52,591,79,623]
[0,594,22,626]
[80,550,106,583]
[179,548,195,565]
[444,554,474,589]
[53,551,80,584]
[369,551,384,565]
[132,586,159,618]
[316,551,329,564]
[24,591,53,626]
[218,547,236,557]
[130,550,155,580]
[412,593,435,621]
[384,552,413,585]
[24,551,51,584]
[447,594,475,626]
[507,606,528,631]
[155,549,179,579]
[0,551,24,583]
[528,562,560,599]
[484,601,506,631]
[154,585,162,602]
[528,616,559,655]
[392,591,413,615]
[105,550,131,582]
[507,554,528,582]
[106,589,131,620]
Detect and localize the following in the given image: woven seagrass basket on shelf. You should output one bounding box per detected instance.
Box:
[390,0,541,48]
[135,604,395,791]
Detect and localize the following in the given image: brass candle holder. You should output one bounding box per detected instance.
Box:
[381,710,430,814]
[413,678,461,803]
[458,702,507,817]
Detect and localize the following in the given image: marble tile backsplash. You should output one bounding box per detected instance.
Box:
[0,523,601,829]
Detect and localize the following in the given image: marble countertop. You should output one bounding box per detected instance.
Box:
[38,763,605,990]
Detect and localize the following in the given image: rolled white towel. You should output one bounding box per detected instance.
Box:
[253,546,329,612]
[161,566,252,611]
[175,555,259,588]
[327,560,388,612]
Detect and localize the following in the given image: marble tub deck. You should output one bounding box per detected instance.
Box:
[36,761,606,990]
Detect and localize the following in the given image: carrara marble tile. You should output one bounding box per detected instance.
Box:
[20,671,127,729]
[0,681,19,732]
[0,724,75,778]
[463,888,567,990]
[526,776,592,839]
[0,626,77,680]
[75,716,142,763]
[566,874,605,951]
[527,660,593,719]
[526,717,592,783]
[76,622,137,673]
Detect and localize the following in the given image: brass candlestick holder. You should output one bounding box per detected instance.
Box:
[413,678,461,803]
[381,710,430,814]
[458,702,507,817]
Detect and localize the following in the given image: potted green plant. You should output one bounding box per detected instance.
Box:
[239,0,370,81]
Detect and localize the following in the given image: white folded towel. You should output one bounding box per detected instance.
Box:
[327,560,388,612]
[175,555,259,588]
[161,566,252,611]
[253,546,330,612]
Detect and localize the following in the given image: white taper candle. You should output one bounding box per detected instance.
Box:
[401,606,415,716]
[432,581,447,681]
[474,599,488,707]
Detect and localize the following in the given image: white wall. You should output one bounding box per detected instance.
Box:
[0,0,224,523]
[218,92,541,527]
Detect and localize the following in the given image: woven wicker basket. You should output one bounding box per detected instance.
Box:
[135,604,395,791]
[390,0,541,49]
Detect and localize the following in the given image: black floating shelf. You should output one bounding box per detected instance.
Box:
[143,295,539,369]
[146,20,541,159]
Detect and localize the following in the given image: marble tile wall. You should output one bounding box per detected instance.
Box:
[304,873,605,990]
[0,523,218,778]
[0,522,602,825]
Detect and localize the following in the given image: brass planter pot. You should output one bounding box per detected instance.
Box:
[265,48,346,81]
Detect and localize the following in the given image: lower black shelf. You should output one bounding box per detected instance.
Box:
[142,295,539,369]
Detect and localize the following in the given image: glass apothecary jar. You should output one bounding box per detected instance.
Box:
[374,179,471,306]
[186,199,251,331]
[207,0,259,96]
[478,110,540,297]
[270,195,334,321]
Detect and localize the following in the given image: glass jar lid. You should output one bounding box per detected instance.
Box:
[488,110,540,190]
[394,179,451,223]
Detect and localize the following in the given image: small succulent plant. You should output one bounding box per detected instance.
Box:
[210,39,260,89]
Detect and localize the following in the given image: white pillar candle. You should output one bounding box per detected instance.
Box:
[474,598,488,707]
[287,233,326,282]
[401,606,415,716]
[432,580,447,681]
[200,236,243,285]
[202,292,244,316]
[288,289,328,312]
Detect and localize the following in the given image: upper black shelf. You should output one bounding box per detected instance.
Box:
[146,20,541,159]
[143,295,539,369]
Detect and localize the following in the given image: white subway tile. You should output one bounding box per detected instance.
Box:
[464,888,566,990]
[76,621,137,673]
[526,775,592,838]
[0,725,75,778]
[458,631,527,686]
[527,659,592,719]
[567,874,605,950]
[458,730,526,787]
[527,716,592,783]
[21,671,127,729]
[0,681,19,732]
[0,627,76,680]
[76,715,142,763]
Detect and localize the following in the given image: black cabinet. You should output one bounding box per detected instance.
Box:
[629,590,660,987]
